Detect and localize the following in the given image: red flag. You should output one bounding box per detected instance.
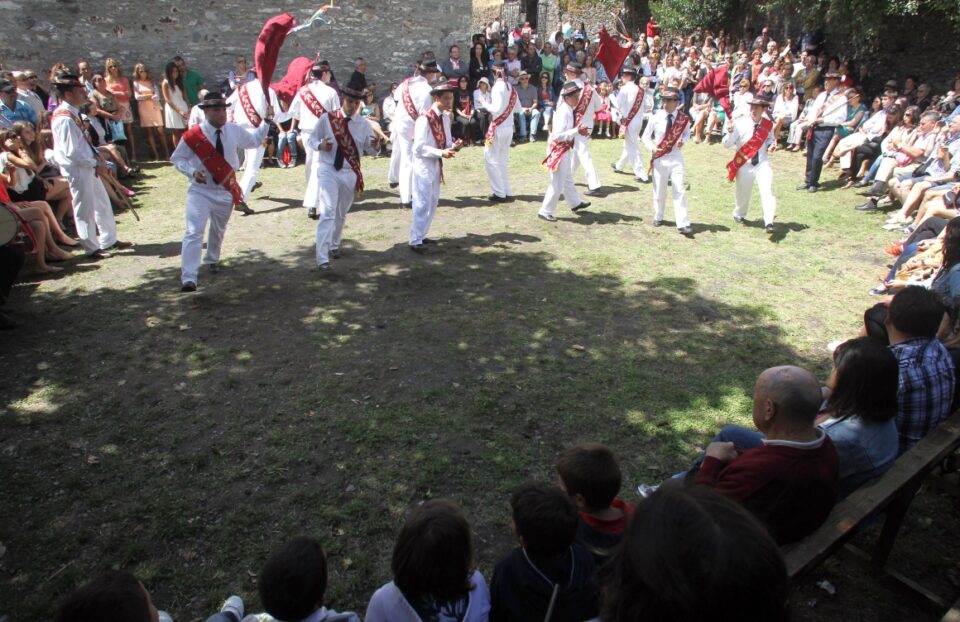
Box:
[255,13,296,91]
[596,27,631,82]
[270,56,316,106]
[694,65,732,115]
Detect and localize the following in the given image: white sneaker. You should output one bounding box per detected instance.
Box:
[221,596,244,622]
[637,483,659,498]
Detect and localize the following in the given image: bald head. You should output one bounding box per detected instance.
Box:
[754,365,822,427]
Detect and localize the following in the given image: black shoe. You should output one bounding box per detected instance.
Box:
[389,182,399,189]
[307,207,318,220]
[765,223,776,233]
[252,181,263,191]
[487,194,507,203]
[855,199,878,212]
[571,201,591,212]
[401,202,413,209]
[865,182,887,197]
[109,240,134,250]
[0,310,16,330]
[330,248,342,259]
[181,281,197,292]
[235,203,255,215]
[584,188,602,197]
[678,225,694,236]
[409,243,427,254]
[807,186,818,193]
[733,215,745,224]
[652,219,664,227]
[538,213,557,222]
[318,262,331,271]
[208,263,220,274]
[796,183,810,191]
[853,179,871,188]
[634,176,650,183]
[422,238,438,245]
[505,196,516,203]
[611,163,622,173]
[88,249,113,260]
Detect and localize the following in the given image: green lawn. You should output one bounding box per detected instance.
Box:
[1,137,952,621]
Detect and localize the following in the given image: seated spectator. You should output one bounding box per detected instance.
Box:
[473,77,492,138]
[0,78,37,126]
[5,124,73,222]
[453,76,478,145]
[537,72,555,134]
[818,337,900,497]
[556,442,636,566]
[365,498,490,622]
[54,570,165,622]
[858,108,937,204]
[769,81,798,150]
[89,74,128,150]
[885,285,956,453]
[489,482,599,622]
[513,71,540,142]
[601,486,789,622]
[786,82,820,152]
[686,365,839,544]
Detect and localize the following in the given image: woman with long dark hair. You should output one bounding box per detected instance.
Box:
[468,42,489,90]
[161,61,189,149]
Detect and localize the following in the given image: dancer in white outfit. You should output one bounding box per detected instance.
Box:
[562,62,603,196]
[409,80,463,252]
[612,68,650,182]
[392,59,439,209]
[483,60,521,203]
[226,79,287,209]
[171,92,272,291]
[722,92,777,231]
[538,81,592,220]
[306,85,380,270]
[641,86,693,236]
[288,62,341,219]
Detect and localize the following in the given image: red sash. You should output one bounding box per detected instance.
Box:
[485,84,518,144]
[299,84,327,118]
[619,87,644,136]
[425,109,447,183]
[181,125,245,206]
[401,79,419,121]
[573,84,593,126]
[542,139,573,172]
[726,116,772,181]
[237,84,263,128]
[329,111,364,194]
[652,112,688,162]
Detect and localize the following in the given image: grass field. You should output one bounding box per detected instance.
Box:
[2,136,958,621]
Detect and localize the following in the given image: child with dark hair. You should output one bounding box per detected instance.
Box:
[601,485,789,622]
[54,570,162,622]
[489,482,599,622]
[555,443,635,565]
[365,498,490,622]
[258,537,359,622]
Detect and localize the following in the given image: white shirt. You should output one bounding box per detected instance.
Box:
[772,94,799,121]
[393,75,433,139]
[17,88,44,120]
[473,88,492,112]
[306,110,378,170]
[412,106,453,176]
[549,99,581,144]
[573,83,603,129]
[859,109,887,139]
[226,81,288,128]
[616,81,640,125]
[170,120,269,201]
[488,79,521,136]
[641,108,691,156]
[188,104,205,129]
[51,102,99,169]
[722,113,774,165]
[809,88,848,126]
[289,80,341,133]
[364,570,490,622]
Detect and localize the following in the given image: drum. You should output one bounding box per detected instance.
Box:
[0,203,20,247]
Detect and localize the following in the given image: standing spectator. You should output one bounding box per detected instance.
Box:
[521,42,542,79]
[505,46,522,86]
[25,70,48,111]
[89,74,127,149]
[537,72,555,133]
[76,60,95,93]
[227,56,257,95]
[0,79,37,126]
[13,72,44,121]
[104,58,137,161]
[799,71,846,193]
[468,43,489,89]
[539,42,559,85]
[514,71,540,142]
[174,56,204,106]
[162,61,189,150]
[349,58,368,93]
[440,46,467,82]
[132,63,167,161]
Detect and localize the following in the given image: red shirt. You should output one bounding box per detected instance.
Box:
[579,498,636,535]
[646,20,660,38]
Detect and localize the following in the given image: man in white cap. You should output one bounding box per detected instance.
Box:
[641,86,693,236]
[393,58,440,209]
[409,80,462,252]
[562,62,603,197]
[722,92,777,232]
[307,84,380,270]
[484,59,521,203]
[289,62,341,219]
[538,81,592,221]
[612,67,648,182]
[171,92,273,292]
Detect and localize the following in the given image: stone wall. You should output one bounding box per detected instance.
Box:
[1,0,475,94]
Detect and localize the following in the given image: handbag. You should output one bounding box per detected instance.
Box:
[894,150,913,166]
[912,158,932,178]
[107,118,126,142]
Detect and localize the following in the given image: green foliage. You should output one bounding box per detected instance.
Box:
[649,0,734,34]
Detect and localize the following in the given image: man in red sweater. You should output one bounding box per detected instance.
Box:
[695,365,839,544]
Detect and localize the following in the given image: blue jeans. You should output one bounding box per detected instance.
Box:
[515,110,542,139]
[677,425,765,479]
[863,157,882,183]
[277,131,298,164]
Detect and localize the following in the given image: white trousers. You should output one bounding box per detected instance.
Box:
[303,147,319,209]
[733,160,776,226]
[62,165,117,254]
[388,137,401,184]
[484,132,512,198]
[239,145,265,201]
[396,133,414,204]
[572,135,601,190]
[181,189,232,285]
[652,154,690,228]
[835,133,866,170]
[615,121,647,179]
[410,162,441,245]
[316,167,357,264]
[787,119,810,145]
[539,152,580,216]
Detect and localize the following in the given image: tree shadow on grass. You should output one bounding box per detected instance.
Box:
[0,231,811,621]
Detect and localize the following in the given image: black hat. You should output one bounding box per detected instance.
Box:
[560,81,582,97]
[622,67,637,76]
[661,86,681,100]
[50,72,83,89]
[564,62,582,74]
[823,71,841,80]
[803,43,818,52]
[419,59,441,73]
[341,85,365,100]
[0,79,15,94]
[431,79,458,96]
[749,92,774,107]
[198,91,228,109]
[311,62,330,76]
[883,79,899,90]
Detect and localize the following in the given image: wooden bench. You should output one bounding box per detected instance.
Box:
[784,410,960,614]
